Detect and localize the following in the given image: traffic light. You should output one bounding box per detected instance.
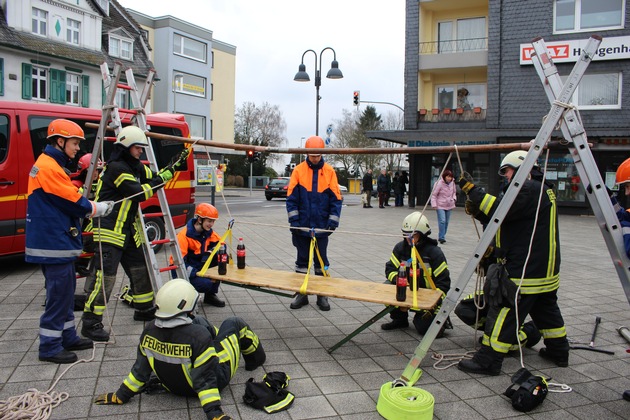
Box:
[253,152,261,162]
[247,150,254,163]
[353,90,360,106]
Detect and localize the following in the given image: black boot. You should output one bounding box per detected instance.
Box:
[290,294,309,309]
[65,338,93,351]
[521,321,542,348]
[203,293,226,307]
[381,319,409,330]
[39,349,78,364]
[134,307,157,321]
[458,345,503,376]
[623,390,630,401]
[244,343,266,371]
[316,296,330,311]
[538,348,569,367]
[81,314,110,342]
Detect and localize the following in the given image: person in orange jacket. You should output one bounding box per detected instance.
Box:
[286,136,342,311]
[172,203,226,307]
[26,119,113,363]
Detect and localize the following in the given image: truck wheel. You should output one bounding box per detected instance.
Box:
[145,217,165,253]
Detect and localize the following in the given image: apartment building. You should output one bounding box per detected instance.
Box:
[375,0,630,214]
[127,10,236,143]
[0,0,152,109]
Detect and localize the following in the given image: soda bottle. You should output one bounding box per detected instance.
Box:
[218,243,228,275]
[237,237,246,269]
[396,261,407,302]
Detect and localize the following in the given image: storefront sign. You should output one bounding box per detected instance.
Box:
[520,35,630,65]
[407,139,494,147]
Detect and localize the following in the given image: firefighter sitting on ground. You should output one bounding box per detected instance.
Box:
[93,279,267,420]
[381,212,451,336]
[170,203,227,307]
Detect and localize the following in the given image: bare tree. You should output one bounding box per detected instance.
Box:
[381,111,406,171]
[328,109,359,172]
[235,101,287,163]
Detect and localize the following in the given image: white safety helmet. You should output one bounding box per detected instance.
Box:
[499,150,528,176]
[115,125,149,149]
[155,279,199,319]
[401,212,431,236]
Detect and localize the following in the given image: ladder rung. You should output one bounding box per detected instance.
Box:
[144,212,165,218]
[159,266,178,273]
[82,231,93,237]
[104,136,117,142]
[151,238,171,245]
[79,252,94,258]
[117,83,132,91]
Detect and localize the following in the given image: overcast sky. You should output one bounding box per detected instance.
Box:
[119,0,405,151]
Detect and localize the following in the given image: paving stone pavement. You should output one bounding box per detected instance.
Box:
[0,190,629,419]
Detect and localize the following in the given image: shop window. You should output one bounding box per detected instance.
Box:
[554,0,625,33]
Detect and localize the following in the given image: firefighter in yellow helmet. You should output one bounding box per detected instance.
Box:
[286,136,342,311]
[94,278,266,419]
[457,150,569,375]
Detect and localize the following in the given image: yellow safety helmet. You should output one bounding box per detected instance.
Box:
[115,126,149,149]
[499,150,528,176]
[401,212,431,236]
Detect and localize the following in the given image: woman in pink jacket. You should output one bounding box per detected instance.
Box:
[431,169,457,244]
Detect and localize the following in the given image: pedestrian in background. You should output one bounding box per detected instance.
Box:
[393,171,405,207]
[377,169,389,209]
[362,168,373,208]
[385,171,393,206]
[430,169,457,244]
[26,119,113,363]
[286,136,343,311]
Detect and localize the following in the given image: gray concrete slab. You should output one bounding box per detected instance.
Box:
[0,189,629,419]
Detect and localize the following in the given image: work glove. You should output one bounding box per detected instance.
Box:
[172,148,190,169]
[326,224,337,231]
[483,263,519,308]
[89,201,114,218]
[458,171,475,194]
[158,167,174,183]
[464,199,480,216]
[94,392,125,405]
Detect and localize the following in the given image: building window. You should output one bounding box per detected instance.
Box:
[32,67,48,101]
[173,34,207,62]
[211,51,214,68]
[210,83,213,101]
[32,8,47,36]
[67,18,80,45]
[438,17,486,53]
[116,88,129,108]
[173,72,206,98]
[109,35,133,60]
[66,73,80,105]
[562,72,621,109]
[182,113,206,139]
[435,83,486,110]
[555,0,624,32]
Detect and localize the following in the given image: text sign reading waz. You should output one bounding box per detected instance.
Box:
[520,36,630,65]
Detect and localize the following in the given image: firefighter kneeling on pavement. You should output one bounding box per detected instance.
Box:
[94,279,266,420]
[381,212,451,336]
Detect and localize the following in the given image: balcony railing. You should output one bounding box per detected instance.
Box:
[418,107,486,123]
[419,37,488,54]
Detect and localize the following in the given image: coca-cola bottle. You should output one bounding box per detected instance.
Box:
[218,242,228,275]
[396,261,408,302]
[237,237,246,269]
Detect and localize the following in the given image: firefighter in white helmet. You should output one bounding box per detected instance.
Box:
[457,150,569,375]
[94,278,266,419]
[381,212,452,336]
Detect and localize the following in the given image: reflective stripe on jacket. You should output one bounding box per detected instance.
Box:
[25,145,93,264]
[286,158,342,237]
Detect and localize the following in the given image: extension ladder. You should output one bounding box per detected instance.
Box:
[395,35,630,387]
[85,62,189,292]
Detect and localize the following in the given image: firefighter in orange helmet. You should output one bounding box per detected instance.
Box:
[172,203,226,307]
[286,136,342,311]
[70,153,103,190]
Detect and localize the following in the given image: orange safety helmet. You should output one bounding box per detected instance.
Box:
[305,136,325,149]
[616,157,630,186]
[47,119,85,140]
[195,203,219,220]
[71,153,103,178]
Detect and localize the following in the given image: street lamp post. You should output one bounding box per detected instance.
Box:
[172,73,184,113]
[294,47,343,136]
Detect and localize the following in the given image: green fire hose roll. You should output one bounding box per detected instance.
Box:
[376,382,434,420]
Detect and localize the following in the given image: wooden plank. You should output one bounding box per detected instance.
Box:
[199,266,442,310]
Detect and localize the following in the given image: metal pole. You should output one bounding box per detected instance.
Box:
[315,68,321,136]
[249,162,253,196]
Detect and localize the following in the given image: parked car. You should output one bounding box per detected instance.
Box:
[265,177,290,200]
[339,185,348,193]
